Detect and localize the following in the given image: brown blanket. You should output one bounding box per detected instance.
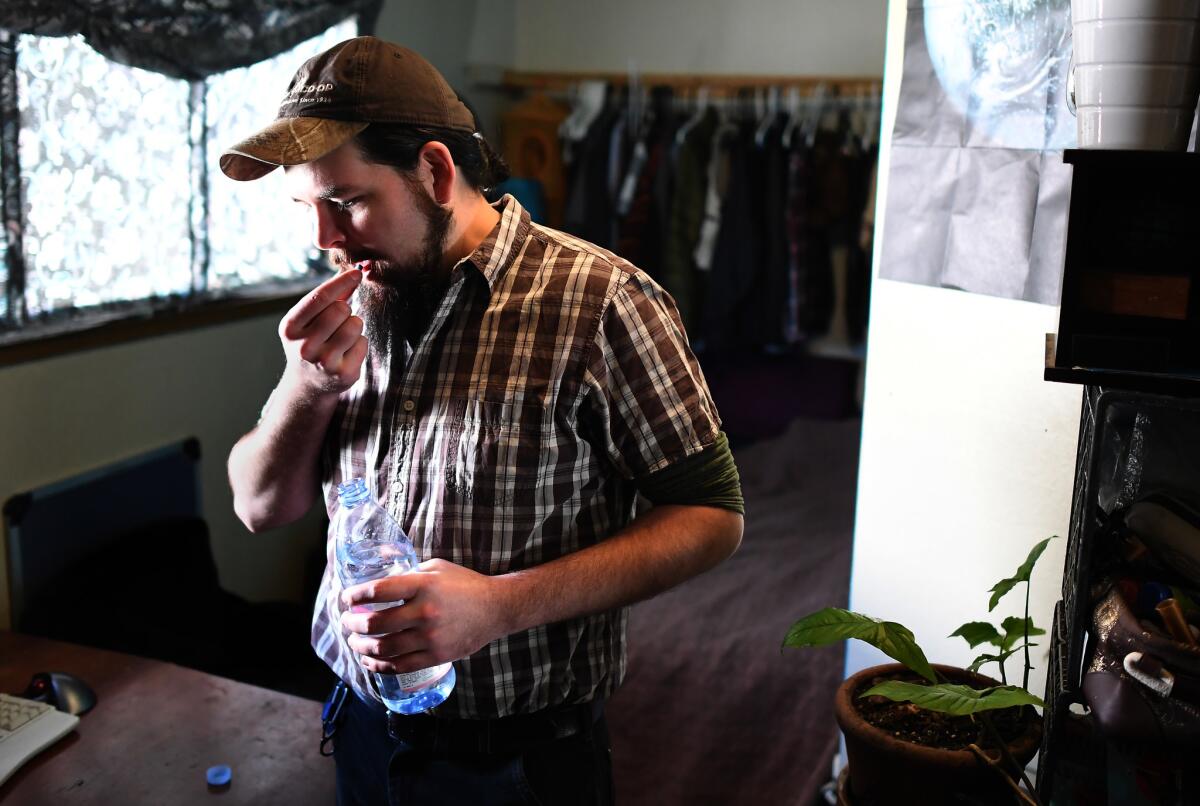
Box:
[606,417,861,805]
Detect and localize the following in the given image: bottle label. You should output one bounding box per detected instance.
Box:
[396,663,451,692]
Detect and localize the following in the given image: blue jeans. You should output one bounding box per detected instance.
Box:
[333,693,614,805]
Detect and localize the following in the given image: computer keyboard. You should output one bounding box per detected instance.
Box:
[0,693,79,786]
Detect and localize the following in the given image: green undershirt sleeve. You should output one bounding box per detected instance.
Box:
[635,431,745,515]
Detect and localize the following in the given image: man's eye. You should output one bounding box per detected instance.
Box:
[334,198,360,212]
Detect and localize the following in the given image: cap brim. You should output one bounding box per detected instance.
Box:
[219,117,369,181]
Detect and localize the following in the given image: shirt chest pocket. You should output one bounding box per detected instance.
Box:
[439,398,545,509]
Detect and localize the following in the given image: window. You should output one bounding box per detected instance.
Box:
[0,17,358,341]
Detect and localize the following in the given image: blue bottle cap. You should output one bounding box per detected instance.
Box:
[336,478,371,508]
[206,765,232,786]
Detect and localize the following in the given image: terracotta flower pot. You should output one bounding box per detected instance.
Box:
[835,663,1043,806]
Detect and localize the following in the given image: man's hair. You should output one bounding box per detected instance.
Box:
[352,124,511,192]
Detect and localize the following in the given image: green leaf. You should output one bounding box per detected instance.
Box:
[988,536,1058,612]
[967,654,997,674]
[968,644,1039,674]
[950,621,1002,649]
[999,616,1047,651]
[860,681,1045,716]
[783,607,936,683]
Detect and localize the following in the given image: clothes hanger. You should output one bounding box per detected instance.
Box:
[616,70,651,217]
[842,94,861,151]
[754,85,781,147]
[806,84,833,148]
[625,66,646,140]
[795,83,826,148]
[781,85,803,149]
[675,86,711,146]
[558,80,607,144]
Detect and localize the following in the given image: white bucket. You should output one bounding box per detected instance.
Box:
[1071,0,1200,149]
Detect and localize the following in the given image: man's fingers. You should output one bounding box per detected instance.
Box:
[338,336,369,385]
[343,574,421,610]
[341,607,415,638]
[297,302,354,362]
[282,269,362,338]
[324,315,365,357]
[359,651,439,676]
[344,619,426,653]
[311,318,365,375]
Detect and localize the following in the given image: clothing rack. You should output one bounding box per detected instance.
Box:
[496,69,881,364]
[500,69,882,148]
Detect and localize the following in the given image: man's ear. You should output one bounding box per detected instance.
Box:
[418,142,456,206]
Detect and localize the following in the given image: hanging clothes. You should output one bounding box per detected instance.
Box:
[783,135,810,345]
[798,126,850,339]
[702,120,764,355]
[693,115,734,276]
[548,79,880,356]
[758,110,792,349]
[562,101,622,249]
[847,153,878,344]
[615,87,678,277]
[660,105,719,332]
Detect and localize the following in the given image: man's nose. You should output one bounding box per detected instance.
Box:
[311,206,346,251]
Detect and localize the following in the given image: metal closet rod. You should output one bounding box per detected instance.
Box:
[501,70,881,96]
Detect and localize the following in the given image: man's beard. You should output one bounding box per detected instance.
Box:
[331,188,452,355]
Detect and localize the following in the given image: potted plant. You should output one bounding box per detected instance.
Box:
[785,537,1058,806]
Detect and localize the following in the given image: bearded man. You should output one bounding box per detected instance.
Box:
[223,36,744,806]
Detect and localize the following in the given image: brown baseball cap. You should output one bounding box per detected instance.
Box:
[220,36,475,182]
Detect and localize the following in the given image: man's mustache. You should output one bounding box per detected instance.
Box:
[331,249,388,270]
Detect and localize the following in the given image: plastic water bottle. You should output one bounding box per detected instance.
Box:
[333,477,455,714]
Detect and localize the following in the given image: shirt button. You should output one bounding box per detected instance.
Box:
[402,399,415,412]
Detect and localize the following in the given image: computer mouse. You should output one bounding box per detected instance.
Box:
[23,671,97,716]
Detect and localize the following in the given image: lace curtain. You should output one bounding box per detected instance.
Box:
[0,1,380,328]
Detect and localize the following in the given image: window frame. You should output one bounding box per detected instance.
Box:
[0,287,304,367]
[0,21,359,366]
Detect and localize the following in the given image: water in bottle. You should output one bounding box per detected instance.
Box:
[333,478,455,714]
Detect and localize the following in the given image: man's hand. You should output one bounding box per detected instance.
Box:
[339,559,505,674]
[226,269,367,532]
[279,269,367,397]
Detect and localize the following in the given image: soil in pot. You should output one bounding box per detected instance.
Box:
[856,670,1032,752]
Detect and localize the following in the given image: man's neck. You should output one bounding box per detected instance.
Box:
[442,192,501,271]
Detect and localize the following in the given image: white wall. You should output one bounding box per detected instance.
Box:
[375,0,513,138]
[0,316,327,629]
[847,1,1079,699]
[512,0,887,76]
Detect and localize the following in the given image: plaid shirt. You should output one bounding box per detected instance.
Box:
[312,195,722,718]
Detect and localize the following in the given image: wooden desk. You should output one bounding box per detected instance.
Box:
[0,632,335,805]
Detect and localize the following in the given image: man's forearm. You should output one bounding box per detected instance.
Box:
[228,369,340,532]
[494,504,744,636]
[340,503,744,675]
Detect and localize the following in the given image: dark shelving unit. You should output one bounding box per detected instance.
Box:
[1039,149,1200,804]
